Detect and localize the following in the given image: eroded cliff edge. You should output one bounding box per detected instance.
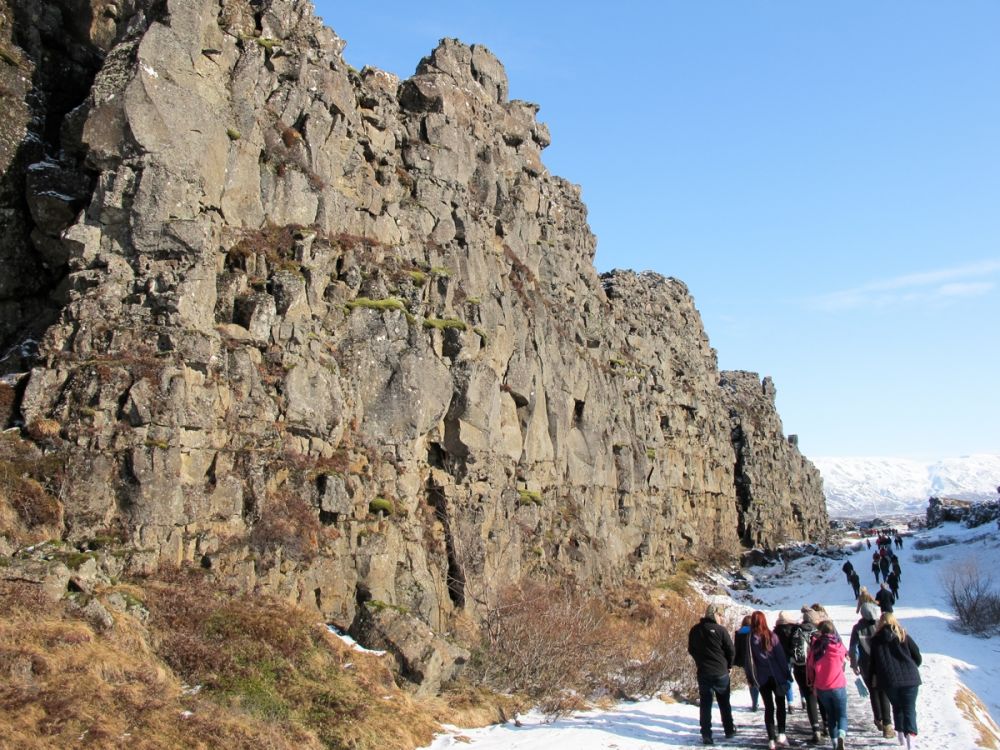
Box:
[0,0,827,686]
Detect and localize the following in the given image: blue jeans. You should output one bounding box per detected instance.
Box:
[698,673,735,740]
[885,684,919,735]
[816,687,848,739]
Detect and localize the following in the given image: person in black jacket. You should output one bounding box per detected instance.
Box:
[870,613,921,749]
[875,582,895,613]
[849,602,894,739]
[688,603,737,745]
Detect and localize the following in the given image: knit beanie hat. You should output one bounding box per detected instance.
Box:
[802,608,823,625]
[776,611,795,625]
[705,603,719,621]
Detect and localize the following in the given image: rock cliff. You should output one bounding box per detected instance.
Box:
[0,0,828,689]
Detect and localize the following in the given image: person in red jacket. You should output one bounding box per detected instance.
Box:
[807,620,849,750]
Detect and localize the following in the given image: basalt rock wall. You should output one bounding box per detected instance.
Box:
[1,0,828,663]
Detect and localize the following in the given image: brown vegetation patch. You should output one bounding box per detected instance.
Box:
[466,578,703,716]
[0,568,442,750]
[0,433,65,545]
[956,684,1000,749]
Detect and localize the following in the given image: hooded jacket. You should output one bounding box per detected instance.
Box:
[807,632,848,691]
[870,627,922,689]
[688,617,735,677]
[849,602,881,676]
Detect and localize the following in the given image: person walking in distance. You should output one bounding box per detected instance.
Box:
[807,620,849,750]
[746,611,792,749]
[870,612,922,749]
[688,604,737,745]
[735,614,759,712]
[850,602,894,739]
[848,569,861,599]
[876,582,896,613]
[872,554,882,584]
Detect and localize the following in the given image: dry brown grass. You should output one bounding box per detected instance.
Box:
[0,568,442,750]
[956,685,1000,749]
[0,433,65,546]
[466,579,704,715]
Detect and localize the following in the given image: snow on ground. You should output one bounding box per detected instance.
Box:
[422,522,1000,750]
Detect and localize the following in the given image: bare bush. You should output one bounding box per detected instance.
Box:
[942,559,1000,635]
[466,581,701,716]
[912,552,942,564]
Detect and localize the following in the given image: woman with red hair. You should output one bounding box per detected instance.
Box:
[746,611,792,749]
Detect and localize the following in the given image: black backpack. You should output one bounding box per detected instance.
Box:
[790,624,814,666]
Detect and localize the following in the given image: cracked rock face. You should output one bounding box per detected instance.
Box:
[1,0,828,691]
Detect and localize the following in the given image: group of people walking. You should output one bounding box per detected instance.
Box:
[688,536,922,749]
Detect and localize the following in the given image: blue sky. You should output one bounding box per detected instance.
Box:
[314,1,1000,460]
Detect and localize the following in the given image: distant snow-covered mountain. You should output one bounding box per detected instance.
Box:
[812,454,1000,518]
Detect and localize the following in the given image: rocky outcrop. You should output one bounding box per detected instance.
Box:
[721,371,827,548]
[0,0,828,691]
[927,495,1000,529]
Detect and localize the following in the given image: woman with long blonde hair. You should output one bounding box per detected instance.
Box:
[870,613,922,749]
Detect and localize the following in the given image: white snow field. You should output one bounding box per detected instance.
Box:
[422,522,1000,749]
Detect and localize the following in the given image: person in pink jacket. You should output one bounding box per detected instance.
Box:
[807,620,849,750]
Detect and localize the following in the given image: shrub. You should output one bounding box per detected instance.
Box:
[942,560,1000,636]
[0,433,64,538]
[250,491,327,562]
[466,580,701,716]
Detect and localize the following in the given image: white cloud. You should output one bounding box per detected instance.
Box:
[810,259,1000,311]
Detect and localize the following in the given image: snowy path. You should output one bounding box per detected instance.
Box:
[424,524,1000,750]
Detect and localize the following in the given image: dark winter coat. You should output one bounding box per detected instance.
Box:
[848,605,880,678]
[747,631,792,688]
[879,556,891,575]
[689,617,735,677]
[870,627,922,689]
[875,587,895,612]
[734,625,753,680]
[774,621,797,658]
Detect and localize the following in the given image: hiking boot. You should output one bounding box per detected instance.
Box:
[883,723,896,739]
[702,737,714,746]
[777,733,788,745]
[836,734,845,750]
[768,742,777,750]
[724,728,737,738]
[808,731,822,745]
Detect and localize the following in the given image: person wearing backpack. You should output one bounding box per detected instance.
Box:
[688,603,737,745]
[871,555,881,584]
[807,620,849,750]
[734,614,759,711]
[791,609,825,744]
[747,611,792,749]
[850,602,894,739]
[870,613,922,749]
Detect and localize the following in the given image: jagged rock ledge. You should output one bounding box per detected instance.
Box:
[0,0,828,692]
